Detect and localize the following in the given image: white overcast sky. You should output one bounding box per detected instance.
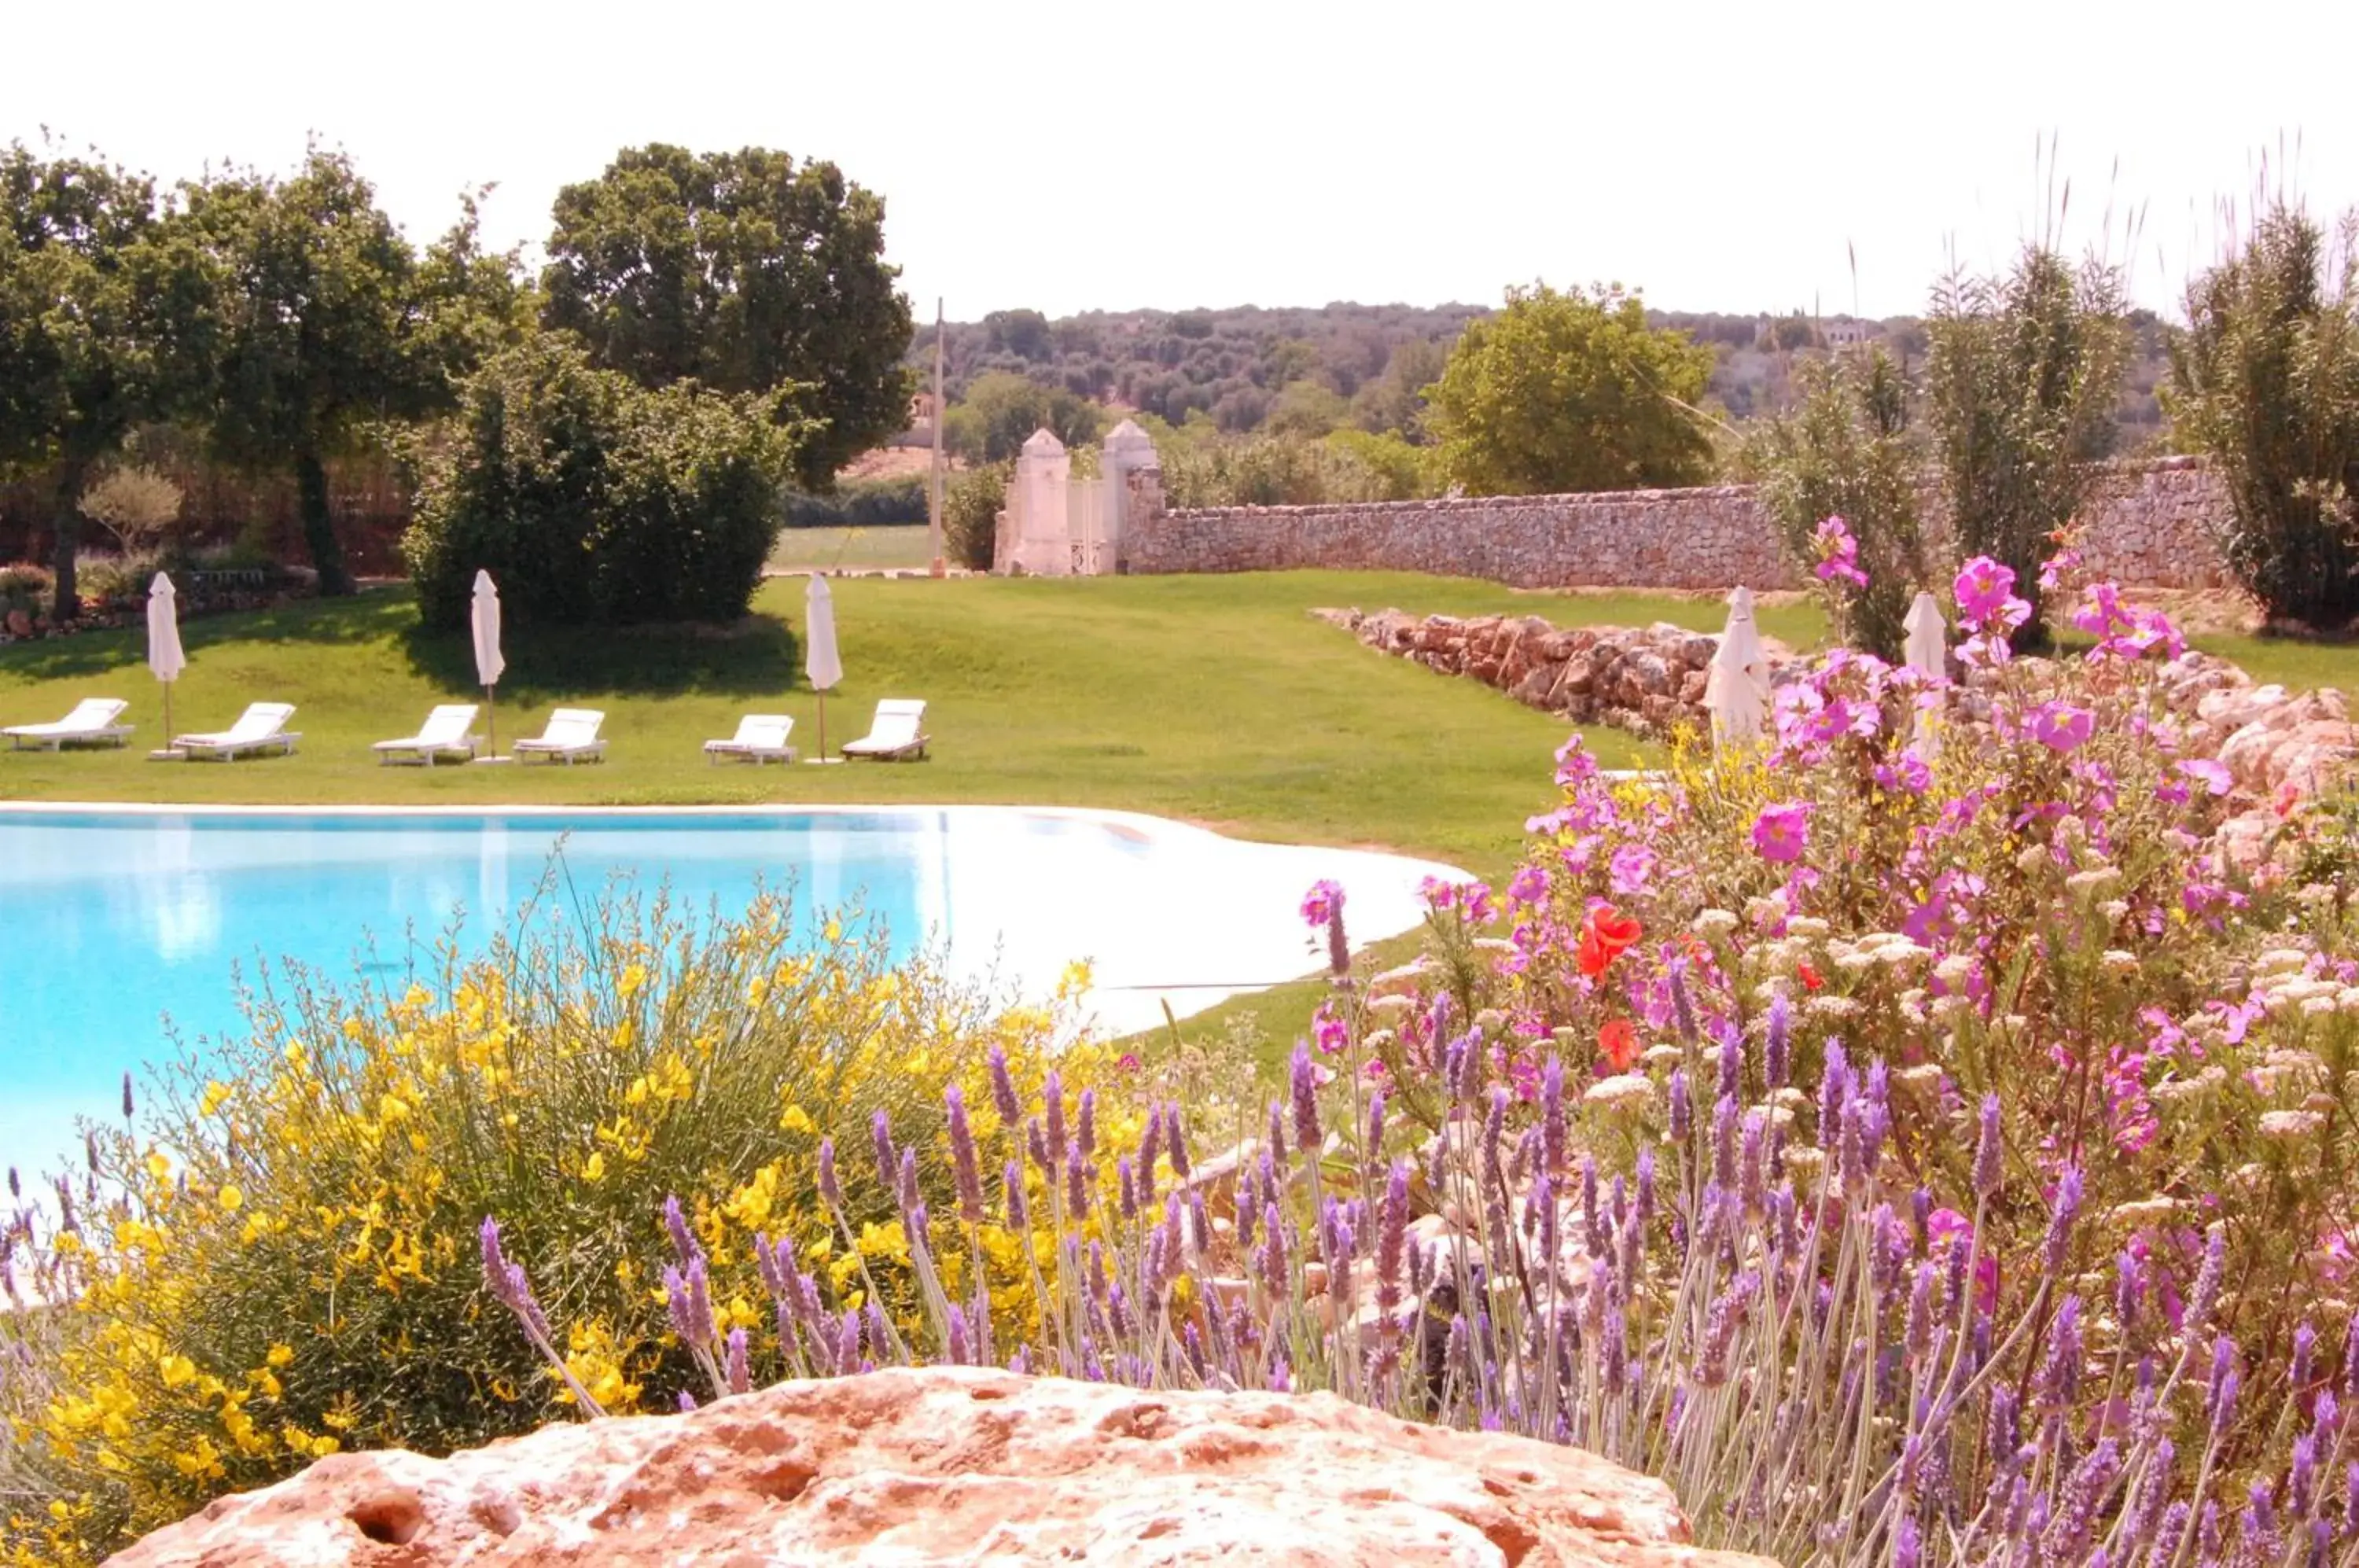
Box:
[9,0,2355,323]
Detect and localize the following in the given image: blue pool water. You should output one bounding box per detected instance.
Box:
[0,807,1457,1172]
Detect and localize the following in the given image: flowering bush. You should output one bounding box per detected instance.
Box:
[0,885,1098,1562]
[473,882,2358,1566]
[1465,565,2359,1408]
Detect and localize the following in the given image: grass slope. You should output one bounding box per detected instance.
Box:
[0,572,1783,870]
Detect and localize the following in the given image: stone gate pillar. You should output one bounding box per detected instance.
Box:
[1101,419,1159,570]
[1007,428,1072,576]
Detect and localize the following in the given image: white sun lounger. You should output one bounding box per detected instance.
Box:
[841,699,929,761]
[174,702,300,761]
[373,704,483,767]
[513,708,608,765]
[704,713,797,764]
[4,698,134,751]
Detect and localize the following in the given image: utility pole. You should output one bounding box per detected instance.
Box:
[929,297,948,578]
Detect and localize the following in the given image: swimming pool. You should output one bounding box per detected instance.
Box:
[0,806,1459,1172]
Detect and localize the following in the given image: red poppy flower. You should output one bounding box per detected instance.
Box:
[1577,904,1644,979]
[1798,961,1825,992]
[1598,1018,1639,1073]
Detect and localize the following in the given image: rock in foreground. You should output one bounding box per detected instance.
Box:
[111,1366,1771,1566]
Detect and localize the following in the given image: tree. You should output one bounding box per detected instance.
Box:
[0,142,197,617]
[182,150,516,595]
[542,145,913,490]
[79,463,185,554]
[1426,284,1715,495]
[982,308,1051,360]
[1264,378,1349,439]
[1351,337,1450,440]
[2166,204,2359,630]
[1923,245,2129,644]
[1749,350,1933,660]
[403,332,802,630]
[941,371,1101,463]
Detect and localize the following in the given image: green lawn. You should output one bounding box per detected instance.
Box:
[767,525,935,572]
[0,572,1740,870]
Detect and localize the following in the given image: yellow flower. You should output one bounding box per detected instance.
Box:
[779,1103,815,1136]
[266,1344,294,1368]
[378,1093,410,1124]
[144,1151,171,1183]
[198,1081,231,1117]
[618,962,649,1000]
[582,1151,607,1183]
[156,1354,197,1389]
[218,1185,244,1214]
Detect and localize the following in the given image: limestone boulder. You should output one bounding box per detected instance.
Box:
[109,1367,1772,1568]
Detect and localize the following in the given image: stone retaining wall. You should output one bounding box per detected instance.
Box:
[1126,458,2234,591]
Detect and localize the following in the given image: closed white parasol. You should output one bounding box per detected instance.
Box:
[147,573,186,751]
[1904,590,1949,755]
[1703,585,1771,745]
[805,573,844,762]
[471,570,506,756]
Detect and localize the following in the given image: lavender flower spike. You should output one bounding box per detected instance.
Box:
[1290,1041,1320,1151]
[870,1108,897,1189]
[945,1086,984,1223]
[987,1042,1022,1126]
[816,1139,841,1208]
[1003,1159,1028,1231]
[1973,1094,2003,1198]
[1043,1069,1067,1165]
[726,1327,750,1395]
[1763,993,1791,1088]
[663,1193,697,1264]
[2041,1165,2083,1274]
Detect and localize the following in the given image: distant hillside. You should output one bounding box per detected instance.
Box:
[907,302,2170,451]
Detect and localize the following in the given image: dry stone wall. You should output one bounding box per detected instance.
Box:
[1127,457,2235,591]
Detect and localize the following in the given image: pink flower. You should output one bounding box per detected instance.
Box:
[2038,544,2084,592]
[1313,1004,1349,1056]
[1507,865,1550,905]
[1300,879,1344,929]
[1751,801,1812,863]
[1554,733,1599,787]
[1954,557,2016,621]
[1954,556,2032,636]
[1812,515,1868,589]
[2176,759,2232,797]
[1609,843,1656,897]
[2030,703,2093,753]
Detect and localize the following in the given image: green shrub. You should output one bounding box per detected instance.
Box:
[0,561,52,620]
[1748,349,1933,659]
[69,553,160,606]
[401,333,802,631]
[2167,203,2359,630]
[1160,430,1438,509]
[781,473,929,530]
[1924,246,2130,644]
[0,883,1099,1559]
[942,461,1009,570]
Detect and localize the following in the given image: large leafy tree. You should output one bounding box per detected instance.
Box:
[1426,283,1715,495]
[0,142,203,618]
[182,151,521,596]
[541,145,914,489]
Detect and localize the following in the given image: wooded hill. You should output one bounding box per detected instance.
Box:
[909,302,2170,447]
